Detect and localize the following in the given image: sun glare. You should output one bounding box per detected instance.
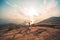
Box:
[28,8,38,17]
[24,7,39,17]
[24,7,39,24]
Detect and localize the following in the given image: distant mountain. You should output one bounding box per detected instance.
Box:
[35,17,60,25]
[0,23,28,30]
[34,17,60,28]
[40,17,60,23]
[0,23,18,30]
[0,19,11,25]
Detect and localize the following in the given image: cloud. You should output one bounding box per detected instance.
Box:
[0,0,60,24]
[34,0,60,23]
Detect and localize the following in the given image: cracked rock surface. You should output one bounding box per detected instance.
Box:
[0,25,60,40]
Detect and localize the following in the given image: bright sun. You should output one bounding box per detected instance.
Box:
[24,7,39,24]
[28,8,38,17]
[24,7,39,17]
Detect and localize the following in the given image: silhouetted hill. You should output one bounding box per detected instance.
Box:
[33,17,60,29]
[0,19,13,25]
[40,17,60,23]
[35,17,60,25]
[0,23,26,30]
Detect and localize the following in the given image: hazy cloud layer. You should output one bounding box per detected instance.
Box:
[0,0,60,24]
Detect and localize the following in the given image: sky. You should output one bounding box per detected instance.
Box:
[0,0,60,25]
